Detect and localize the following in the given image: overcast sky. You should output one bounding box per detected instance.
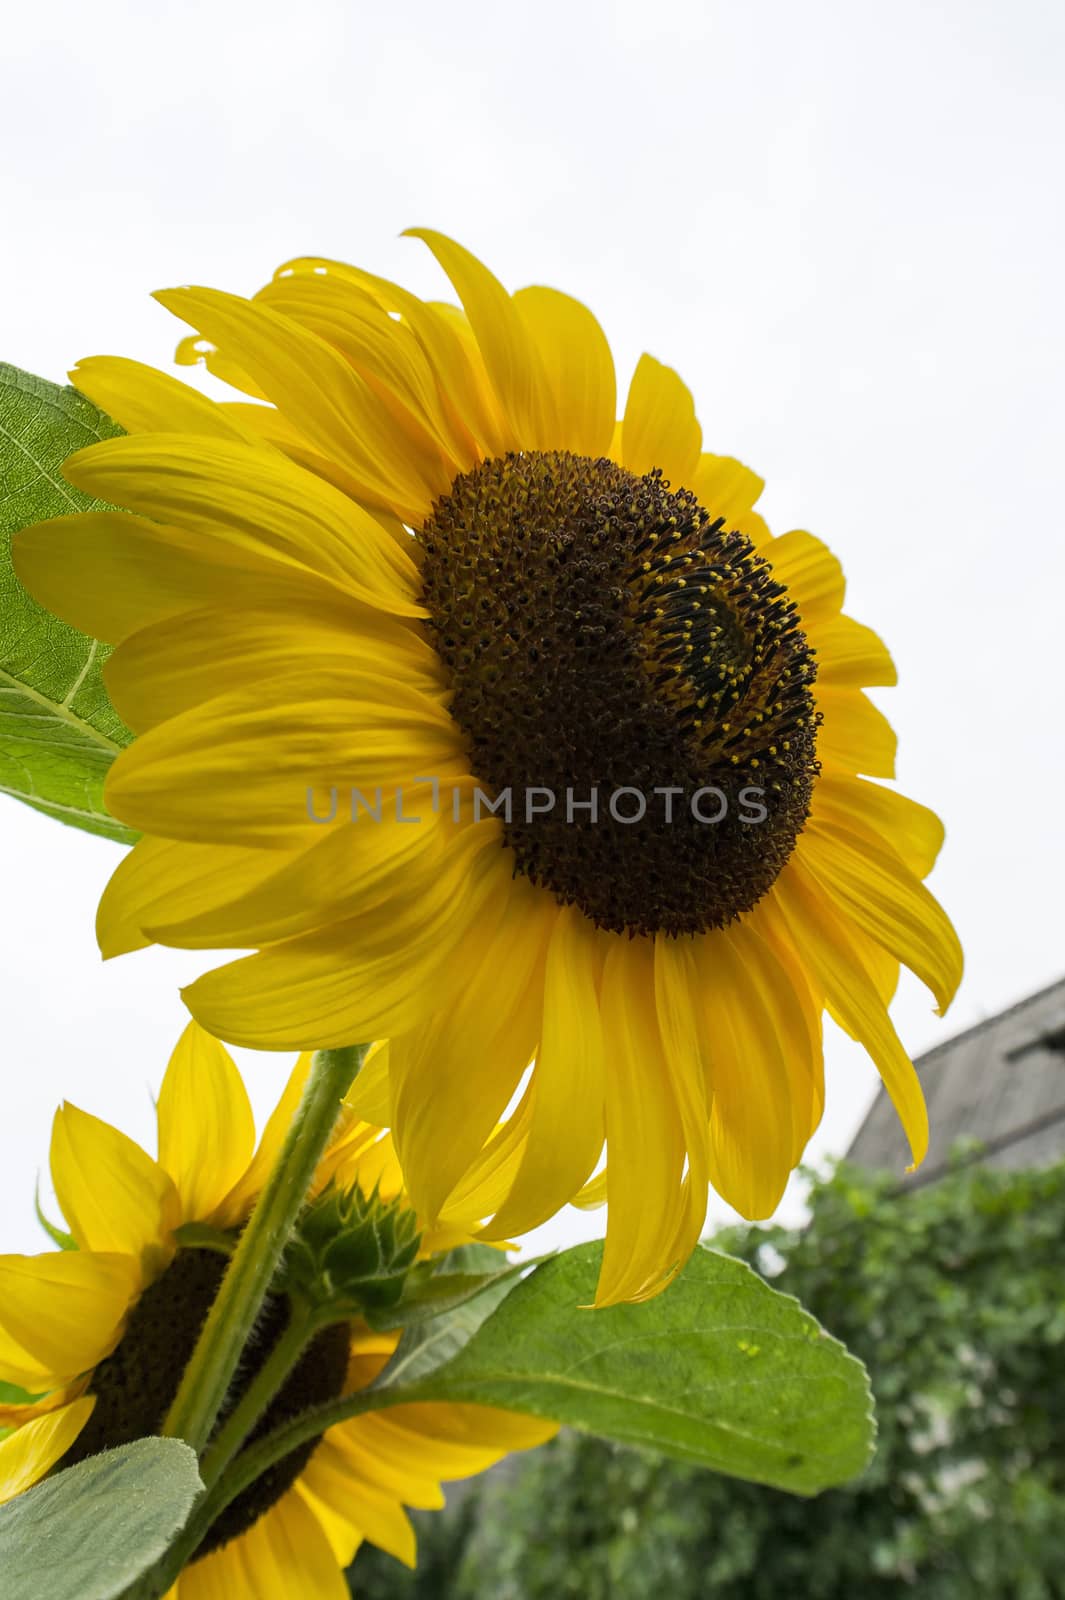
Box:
[2,0,1063,1258]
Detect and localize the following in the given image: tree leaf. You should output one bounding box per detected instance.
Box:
[0,363,134,842]
[0,1437,203,1600]
[391,1241,875,1495]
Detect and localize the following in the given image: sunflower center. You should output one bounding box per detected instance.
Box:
[419,451,820,936]
[64,1248,350,1558]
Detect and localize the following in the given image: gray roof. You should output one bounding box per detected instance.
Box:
[846,976,1065,1179]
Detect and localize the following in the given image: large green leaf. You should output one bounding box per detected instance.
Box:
[390,1242,875,1495]
[0,363,134,842]
[0,1437,202,1600]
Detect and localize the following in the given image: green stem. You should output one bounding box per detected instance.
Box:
[147,1388,387,1596]
[209,1388,392,1518]
[161,1044,366,1454]
[198,1299,317,1491]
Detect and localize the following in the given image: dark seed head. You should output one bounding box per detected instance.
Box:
[64,1249,350,1558]
[419,451,820,936]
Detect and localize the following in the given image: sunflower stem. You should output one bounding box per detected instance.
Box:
[202,1388,391,1533]
[197,1298,319,1491]
[130,1388,388,1599]
[160,1044,366,1455]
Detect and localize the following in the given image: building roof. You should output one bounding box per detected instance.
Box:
[846,975,1065,1178]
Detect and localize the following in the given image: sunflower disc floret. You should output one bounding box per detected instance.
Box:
[421,449,820,935]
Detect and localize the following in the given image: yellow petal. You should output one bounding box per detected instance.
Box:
[620,354,702,488]
[405,229,547,448]
[50,1104,179,1269]
[63,434,423,617]
[255,272,465,480]
[438,1099,532,1229]
[798,821,962,1015]
[390,870,555,1221]
[103,672,462,847]
[381,1401,555,1460]
[217,1055,313,1223]
[211,399,425,531]
[0,1397,94,1506]
[69,357,274,446]
[652,937,712,1259]
[0,1252,138,1388]
[809,614,897,687]
[811,774,945,880]
[691,920,820,1216]
[571,1168,607,1209]
[688,453,765,522]
[105,601,441,735]
[176,328,268,398]
[774,860,929,1169]
[512,285,616,455]
[341,1040,392,1126]
[239,1489,347,1600]
[156,1021,256,1226]
[827,920,900,1010]
[183,823,506,1049]
[345,1406,554,1498]
[155,286,445,524]
[301,1441,416,1567]
[481,904,605,1239]
[97,836,282,959]
[294,1483,362,1570]
[321,1420,444,1508]
[427,300,514,457]
[763,529,845,621]
[278,254,508,459]
[744,899,828,1159]
[146,791,454,950]
[12,510,363,647]
[597,936,687,1306]
[173,1530,255,1600]
[317,1121,400,1203]
[817,687,897,778]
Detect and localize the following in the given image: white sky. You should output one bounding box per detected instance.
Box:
[2,0,1063,1258]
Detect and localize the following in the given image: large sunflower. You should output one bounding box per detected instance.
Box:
[0,1022,553,1593]
[14,233,962,1304]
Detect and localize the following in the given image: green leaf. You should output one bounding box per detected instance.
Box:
[368,1262,526,1332]
[0,1381,45,1407]
[391,1241,875,1495]
[375,1249,528,1386]
[0,363,134,843]
[0,1437,203,1600]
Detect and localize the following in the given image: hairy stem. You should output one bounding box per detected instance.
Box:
[198,1299,317,1491]
[160,1044,366,1453]
[206,1389,393,1526]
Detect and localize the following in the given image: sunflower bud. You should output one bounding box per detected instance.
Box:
[284,1183,422,1316]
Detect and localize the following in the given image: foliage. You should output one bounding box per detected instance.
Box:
[0,1237,875,1600]
[350,1156,1065,1599]
[0,1439,203,1600]
[0,364,134,841]
[386,1242,873,1493]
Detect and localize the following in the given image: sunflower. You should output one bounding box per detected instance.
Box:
[0,1022,554,1593]
[14,232,963,1304]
